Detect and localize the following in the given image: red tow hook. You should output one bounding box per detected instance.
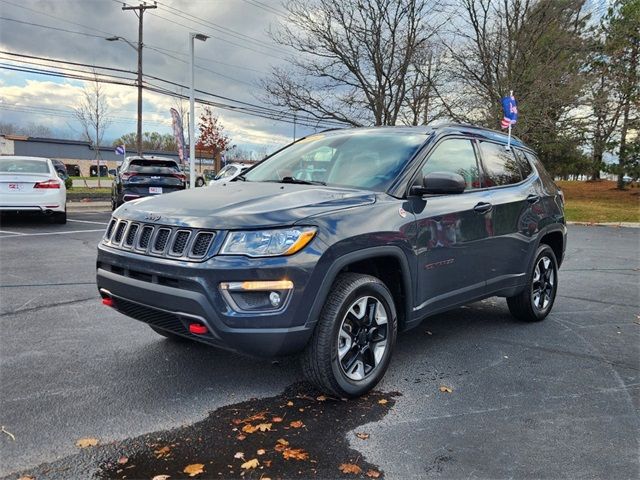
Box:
[102,297,115,307]
[189,323,208,335]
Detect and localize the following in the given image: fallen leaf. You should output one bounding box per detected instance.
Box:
[154,446,171,458]
[234,452,245,460]
[339,463,363,474]
[355,432,370,440]
[241,458,259,470]
[256,423,272,432]
[425,330,433,335]
[17,476,35,480]
[151,475,171,480]
[241,412,267,423]
[272,416,283,423]
[263,460,273,467]
[289,420,304,429]
[236,434,247,441]
[75,437,98,448]
[377,399,388,405]
[282,447,309,461]
[242,424,258,434]
[117,456,129,465]
[286,401,294,406]
[275,438,290,451]
[439,386,453,393]
[277,438,289,445]
[366,469,381,478]
[316,395,327,401]
[257,448,266,455]
[183,463,205,477]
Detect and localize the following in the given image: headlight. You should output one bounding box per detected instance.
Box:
[221,227,317,257]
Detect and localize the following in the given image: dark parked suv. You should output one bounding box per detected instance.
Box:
[110,156,186,210]
[97,124,566,397]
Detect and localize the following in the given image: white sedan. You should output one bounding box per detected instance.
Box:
[0,156,67,224]
[207,163,250,185]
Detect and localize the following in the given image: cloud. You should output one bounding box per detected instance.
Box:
[0,0,315,153]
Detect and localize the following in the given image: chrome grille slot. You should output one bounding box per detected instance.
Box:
[138,226,154,250]
[113,221,127,244]
[105,219,116,240]
[170,230,191,256]
[153,228,171,252]
[124,223,139,247]
[191,232,215,257]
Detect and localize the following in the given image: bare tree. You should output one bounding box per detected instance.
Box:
[263,0,447,126]
[73,73,111,186]
[439,0,589,173]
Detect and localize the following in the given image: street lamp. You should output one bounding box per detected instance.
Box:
[189,32,208,189]
[106,36,143,156]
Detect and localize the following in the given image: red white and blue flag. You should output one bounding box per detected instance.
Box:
[170,108,187,165]
[115,145,125,155]
[501,95,518,129]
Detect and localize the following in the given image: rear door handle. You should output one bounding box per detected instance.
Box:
[526,194,540,204]
[474,202,493,214]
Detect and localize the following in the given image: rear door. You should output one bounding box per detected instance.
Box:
[477,141,540,292]
[409,137,493,315]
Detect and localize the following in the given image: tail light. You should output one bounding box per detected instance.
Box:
[121,172,138,181]
[173,173,187,181]
[33,179,61,189]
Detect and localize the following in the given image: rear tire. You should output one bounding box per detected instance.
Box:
[195,177,205,187]
[149,325,191,342]
[507,244,558,322]
[52,210,67,224]
[302,273,397,398]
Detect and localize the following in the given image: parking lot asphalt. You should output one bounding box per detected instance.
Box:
[0,213,638,479]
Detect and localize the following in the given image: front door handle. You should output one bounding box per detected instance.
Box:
[474,202,493,214]
[527,194,540,204]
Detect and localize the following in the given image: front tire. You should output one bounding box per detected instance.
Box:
[302,273,397,397]
[507,244,558,322]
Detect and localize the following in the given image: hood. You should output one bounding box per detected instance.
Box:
[116,181,376,229]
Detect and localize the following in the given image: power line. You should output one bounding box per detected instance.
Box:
[153,0,290,56]
[0,50,342,127]
[0,16,106,39]
[240,0,289,18]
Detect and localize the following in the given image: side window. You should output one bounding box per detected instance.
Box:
[514,149,533,179]
[479,141,523,187]
[421,138,481,190]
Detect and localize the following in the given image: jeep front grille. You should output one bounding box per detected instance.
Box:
[103,218,216,260]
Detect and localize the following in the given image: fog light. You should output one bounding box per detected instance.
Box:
[269,291,281,307]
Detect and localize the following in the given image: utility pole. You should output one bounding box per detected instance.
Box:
[121,2,156,157]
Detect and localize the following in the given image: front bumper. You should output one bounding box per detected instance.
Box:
[96,243,323,357]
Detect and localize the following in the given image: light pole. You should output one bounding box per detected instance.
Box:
[106,35,143,156]
[189,32,208,189]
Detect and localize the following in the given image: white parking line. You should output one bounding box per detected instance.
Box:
[0,229,105,239]
[67,219,109,225]
[0,230,26,235]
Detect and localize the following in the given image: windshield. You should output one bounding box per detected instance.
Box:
[214,165,238,180]
[244,131,427,191]
[0,159,51,174]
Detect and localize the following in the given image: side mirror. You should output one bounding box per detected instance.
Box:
[56,170,68,180]
[411,172,466,196]
[108,169,116,176]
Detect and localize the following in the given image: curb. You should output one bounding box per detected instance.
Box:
[67,201,111,213]
[567,221,640,229]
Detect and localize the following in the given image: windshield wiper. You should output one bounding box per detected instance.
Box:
[279,176,326,186]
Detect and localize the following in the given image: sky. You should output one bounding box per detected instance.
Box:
[0,0,326,154]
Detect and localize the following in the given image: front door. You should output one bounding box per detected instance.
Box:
[408,137,493,316]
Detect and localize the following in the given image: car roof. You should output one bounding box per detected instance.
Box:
[318,123,526,149]
[125,155,177,162]
[0,156,53,162]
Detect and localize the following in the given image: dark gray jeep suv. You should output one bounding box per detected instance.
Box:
[97,124,566,397]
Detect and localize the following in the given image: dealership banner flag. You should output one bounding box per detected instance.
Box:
[170,108,187,165]
[501,92,518,149]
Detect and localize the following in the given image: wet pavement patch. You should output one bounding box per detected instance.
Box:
[7,383,398,479]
